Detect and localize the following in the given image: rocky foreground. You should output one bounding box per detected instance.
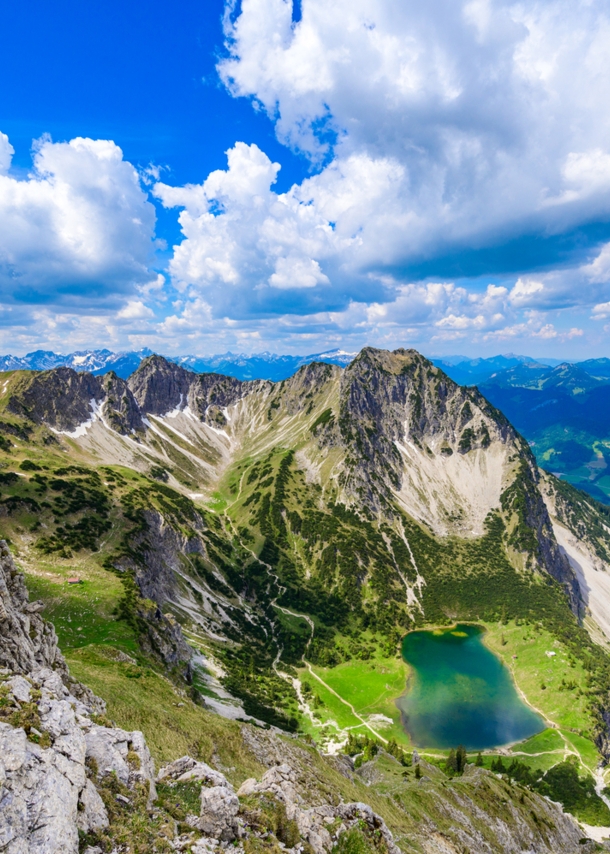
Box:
[0,540,599,853]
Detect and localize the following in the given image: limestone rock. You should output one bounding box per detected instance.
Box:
[0,542,155,852]
[0,542,104,715]
[5,674,31,703]
[190,784,240,841]
[76,779,109,833]
[85,724,156,804]
[235,762,401,854]
[158,755,229,787]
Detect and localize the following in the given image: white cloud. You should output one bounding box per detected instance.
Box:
[0,132,14,175]
[147,0,610,354]
[269,256,329,289]
[154,142,352,312]
[592,302,610,320]
[509,278,545,306]
[0,133,156,303]
[117,300,155,320]
[217,0,610,264]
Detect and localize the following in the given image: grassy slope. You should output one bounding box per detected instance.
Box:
[65,644,265,781]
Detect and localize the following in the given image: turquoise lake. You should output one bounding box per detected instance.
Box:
[396,624,544,750]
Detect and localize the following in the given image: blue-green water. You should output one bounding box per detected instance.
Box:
[397,624,544,750]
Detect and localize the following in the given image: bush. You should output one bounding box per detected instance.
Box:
[19,459,41,471]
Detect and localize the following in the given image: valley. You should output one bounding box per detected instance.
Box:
[3,347,610,847]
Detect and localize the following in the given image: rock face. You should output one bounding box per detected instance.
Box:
[0,542,65,676]
[0,543,155,853]
[127,354,268,424]
[0,661,158,853]
[7,368,143,436]
[158,757,403,854]
[335,348,578,608]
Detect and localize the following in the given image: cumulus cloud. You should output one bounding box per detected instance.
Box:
[153,142,357,314]
[116,300,155,320]
[4,1,610,357]
[218,0,610,265]
[0,132,157,304]
[144,0,610,354]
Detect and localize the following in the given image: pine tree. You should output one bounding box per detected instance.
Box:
[476,752,483,767]
[456,744,467,774]
[414,763,422,779]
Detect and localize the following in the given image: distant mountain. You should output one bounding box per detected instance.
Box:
[482,362,610,394]
[577,357,610,379]
[0,347,578,384]
[480,366,610,504]
[0,348,356,381]
[173,349,357,381]
[431,353,564,386]
[0,348,155,377]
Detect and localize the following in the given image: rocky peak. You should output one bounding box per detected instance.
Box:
[6,367,143,436]
[273,361,340,416]
[186,372,264,423]
[127,354,196,415]
[334,349,577,606]
[338,347,514,498]
[127,354,266,425]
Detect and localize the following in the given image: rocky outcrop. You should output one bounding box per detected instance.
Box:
[0,662,157,854]
[127,354,268,425]
[157,755,228,787]
[158,757,402,854]
[0,541,102,711]
[503,459,580,613]
[7,367,143,435]
[236,763,402,854]
[110,509,199,678]
[0,543,155,853]
[128,509,205,607]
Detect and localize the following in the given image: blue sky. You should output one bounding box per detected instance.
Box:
[1,0,610,358]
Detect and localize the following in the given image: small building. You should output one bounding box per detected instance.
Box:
[67,577,83,585]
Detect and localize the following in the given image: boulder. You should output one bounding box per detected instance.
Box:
[157,755,229,788]
[192,785,240,841]
[85,725,156,804]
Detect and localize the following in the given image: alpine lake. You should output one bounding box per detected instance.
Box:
[397,624,544,750]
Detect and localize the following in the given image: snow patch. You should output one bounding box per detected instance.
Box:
[163,394,184,418]
[51,398,104,438]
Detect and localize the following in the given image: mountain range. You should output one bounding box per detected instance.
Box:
[0,347,357,381]
[0,346,586,383]
[4,347,610,504]
[2,347,610,849]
